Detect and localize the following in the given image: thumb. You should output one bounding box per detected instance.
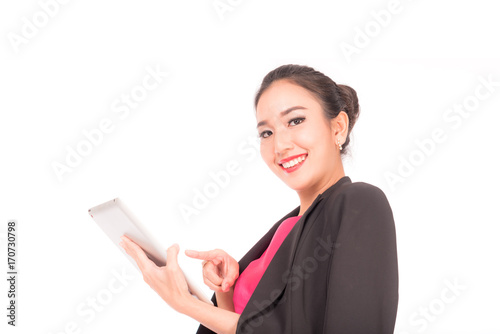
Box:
[166,243,180,267]
[221,261,239,291]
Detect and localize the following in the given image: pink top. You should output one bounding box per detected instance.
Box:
[232,215,302,314]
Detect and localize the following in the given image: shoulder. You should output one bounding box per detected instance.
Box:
[323,179,389,204]
[318,181,396,247]
[323,180,393,216]
[341,181,388,202]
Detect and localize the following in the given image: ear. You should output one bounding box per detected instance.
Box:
[330,111,349,144]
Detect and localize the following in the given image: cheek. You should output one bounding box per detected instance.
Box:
[293,129,317,149]
[295,132,334,161]
[260,142,273,164]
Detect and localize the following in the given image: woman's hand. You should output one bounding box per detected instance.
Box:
[120,237,241,333]
[185,249,239,293]
[119,235,193,313]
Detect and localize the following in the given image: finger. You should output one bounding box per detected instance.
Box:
[201,259,221,270]
[220,255,239,292]
[221,262,239,292]
[185,249,216,261]
[203,276,223,292]
[166,243,180,269]
[203,261,223,286]
[185,249,225,263]
[184,249,201,258]
[221,272,238,291]
[120,236,146,266]
[224,256,239,281]
[119,236,155,272]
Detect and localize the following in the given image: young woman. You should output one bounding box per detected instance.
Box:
[120,64,399,333]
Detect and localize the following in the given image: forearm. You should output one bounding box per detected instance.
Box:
[215,286,235,312]
[180,296,239,334]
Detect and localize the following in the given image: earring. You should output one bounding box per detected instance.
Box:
[337,138,343,151]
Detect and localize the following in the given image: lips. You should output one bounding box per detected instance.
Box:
[278,153,308,165]
[278,153,308,173]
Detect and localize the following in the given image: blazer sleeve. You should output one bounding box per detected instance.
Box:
[322,183,398,334]
[195,216,287,334]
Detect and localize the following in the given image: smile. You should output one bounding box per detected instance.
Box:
[279,154,307,173]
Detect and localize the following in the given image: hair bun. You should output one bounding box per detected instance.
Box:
[337,84,360,149]
[337,84,360,129]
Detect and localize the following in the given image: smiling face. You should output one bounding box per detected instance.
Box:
[256,79,346,195]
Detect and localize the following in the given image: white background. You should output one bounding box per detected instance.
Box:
[1,0,499,333]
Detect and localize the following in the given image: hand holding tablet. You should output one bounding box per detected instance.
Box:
[118,235,199,312]
[88,198,212,305]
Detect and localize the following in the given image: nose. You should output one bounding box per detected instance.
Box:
[274,129,293,159]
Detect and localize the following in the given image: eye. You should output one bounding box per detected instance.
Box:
[259,130,272,139]
[259,117,305,139]
[289,117,305,126]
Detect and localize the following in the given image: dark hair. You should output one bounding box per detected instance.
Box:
[254,64,360,155]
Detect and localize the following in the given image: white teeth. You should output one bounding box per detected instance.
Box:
[282,155,306,168]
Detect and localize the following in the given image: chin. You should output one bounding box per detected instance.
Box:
[281,177,310,191]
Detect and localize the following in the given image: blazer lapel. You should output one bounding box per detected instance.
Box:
[239,176,352,325]
[237,205,301,274]
[239,193,325,321]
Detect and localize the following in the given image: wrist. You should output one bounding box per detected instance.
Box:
[172,291,198,315]
[215,286,235,312]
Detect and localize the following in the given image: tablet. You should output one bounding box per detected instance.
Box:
[88,197,212,305]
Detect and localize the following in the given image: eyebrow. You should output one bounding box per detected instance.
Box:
[256,106,307,129]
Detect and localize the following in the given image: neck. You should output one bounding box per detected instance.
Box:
[296,165,345,216]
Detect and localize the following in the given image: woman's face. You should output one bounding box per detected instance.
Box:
[256,79,342,193]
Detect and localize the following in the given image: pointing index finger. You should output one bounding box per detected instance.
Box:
[185,249,212,260]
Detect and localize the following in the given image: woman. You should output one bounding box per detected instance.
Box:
[120,64,399,333]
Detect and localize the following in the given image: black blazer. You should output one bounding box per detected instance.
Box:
[196,176,398,334]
